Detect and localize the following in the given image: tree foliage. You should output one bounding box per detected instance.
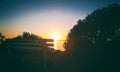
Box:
[0,33,5,45]
[64,4,120,72]
[13,32,43,40]
[65,4,120,52]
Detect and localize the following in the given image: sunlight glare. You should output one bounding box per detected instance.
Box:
[51,33,61,50]
[51,33,61,40]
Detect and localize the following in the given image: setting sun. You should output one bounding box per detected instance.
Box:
[50,33,61,50]
[51,33,61,40]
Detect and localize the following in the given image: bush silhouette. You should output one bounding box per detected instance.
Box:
[64,4,120,72]
[0,33,5,45]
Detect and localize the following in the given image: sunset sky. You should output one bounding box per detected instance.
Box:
[0,0,119,39]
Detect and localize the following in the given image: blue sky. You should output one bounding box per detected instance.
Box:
[0,0,120,38]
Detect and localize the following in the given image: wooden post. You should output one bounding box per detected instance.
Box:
[43,46,47,71]
[43,39,54,71]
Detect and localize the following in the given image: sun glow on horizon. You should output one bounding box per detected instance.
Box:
[51,33,61,50]
[51,33,61,40]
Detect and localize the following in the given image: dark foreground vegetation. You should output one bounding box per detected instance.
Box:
[0,4,120,72]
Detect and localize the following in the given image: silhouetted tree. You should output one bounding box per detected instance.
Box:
[64,4,120,72]
[0,33,5,45]
[13,32,43,40]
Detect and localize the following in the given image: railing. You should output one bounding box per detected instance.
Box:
[6,39,54,49]
[6,39,54,71]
